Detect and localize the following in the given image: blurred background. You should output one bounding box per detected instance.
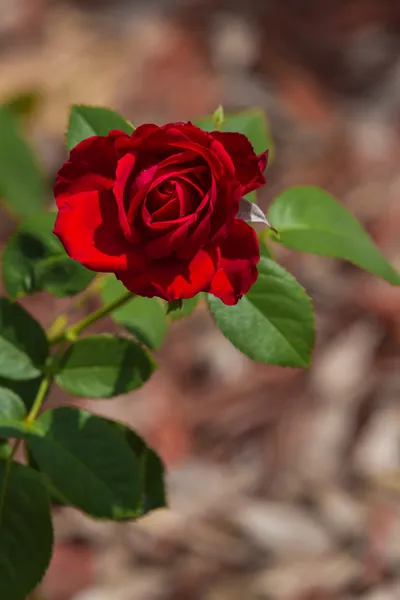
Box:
[1,1,400,599]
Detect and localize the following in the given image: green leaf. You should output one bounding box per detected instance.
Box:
[268,186,400,285]
[142,448,166,513]
[167,295,201,320]
[0,461,53,599]
[0,389,25,462]
[166,299,183,314]
[120,426,148,458]
[101,277,167,350]
[0,388,26,420]
[259,237,272,258]
[0,298,48,380]
[119,428,166,515]
[55,335,155,398]
[3,91,40,124]
[245,191,257,204]
[0,107,47,217]
[212,105,225,128]
[195,107,274,160]
[2,213,95,298]
[35,254,94,297]
[25,444,70,507]
[0,376,42,412]
[0,418,41,440]
[0,441,12,461]
[208,257,315,367]
[67,105,134,150]
[27,407,142,519]
[8,213,60,250]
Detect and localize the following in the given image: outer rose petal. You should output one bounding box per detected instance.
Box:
[210,131,268,196]
[53,190,137,272]
[207,219,260,305]
[162,124,236,180]
[113,153,137,239]
[54,132,127,203]
[125,123,161,144]
[258,150,268,173]
[117,247,218,301]
[120,122,236,181]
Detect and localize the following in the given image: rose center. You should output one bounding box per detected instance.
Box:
[148,177,200,222]
[144,181,179,222]
[159,181,174,195]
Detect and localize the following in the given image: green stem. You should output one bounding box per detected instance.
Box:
[26,372,53,424]
[46,314,69,342]
[0,440,20,524]
[0,347,63,519]
[0,370,54,520]
[48,290,134,345]
[0,279,121,525]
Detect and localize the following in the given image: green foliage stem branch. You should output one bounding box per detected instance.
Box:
[0,289,136,545]
[0,340,64,528]
[25,372,54,425]
[48,289,135,345]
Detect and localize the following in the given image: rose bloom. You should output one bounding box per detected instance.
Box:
[54,122,268,305]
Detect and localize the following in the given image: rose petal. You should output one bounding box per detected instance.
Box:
[116,123,161,149]
[165,125,236,180]
[141,205,196,232]
[113,153,137,240]
[127,164,159,222]
[176,181,215,259]
[115,124,167,158]
[68,135,119,178]
[175,169,207,196]
[117,247,218,301]
[156,149,200,170]
[54,132,125,204]
[54,172,114,204]
[175,179,200,216]
[150,195,180,222]
[258,150,268,173]
[147,184,172,210]
[210,131,267,196]
[208,179,242,244]
[145,223,191,259]
[126,122,235,183]
[148,165,208,193]
[53,190,135,272]
[207,219,260,305]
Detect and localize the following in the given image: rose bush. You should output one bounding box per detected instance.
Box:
[1,102,400,600]
[54,122,268,305]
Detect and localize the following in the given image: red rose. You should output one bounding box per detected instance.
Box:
[54,122,268,305]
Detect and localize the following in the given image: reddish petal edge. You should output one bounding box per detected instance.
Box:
[117,247,218,302]
[210,131,268,196]
[258,149,269,173]
[54,131,127,205]
[207,219,260,305]
[53,190,136,272]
